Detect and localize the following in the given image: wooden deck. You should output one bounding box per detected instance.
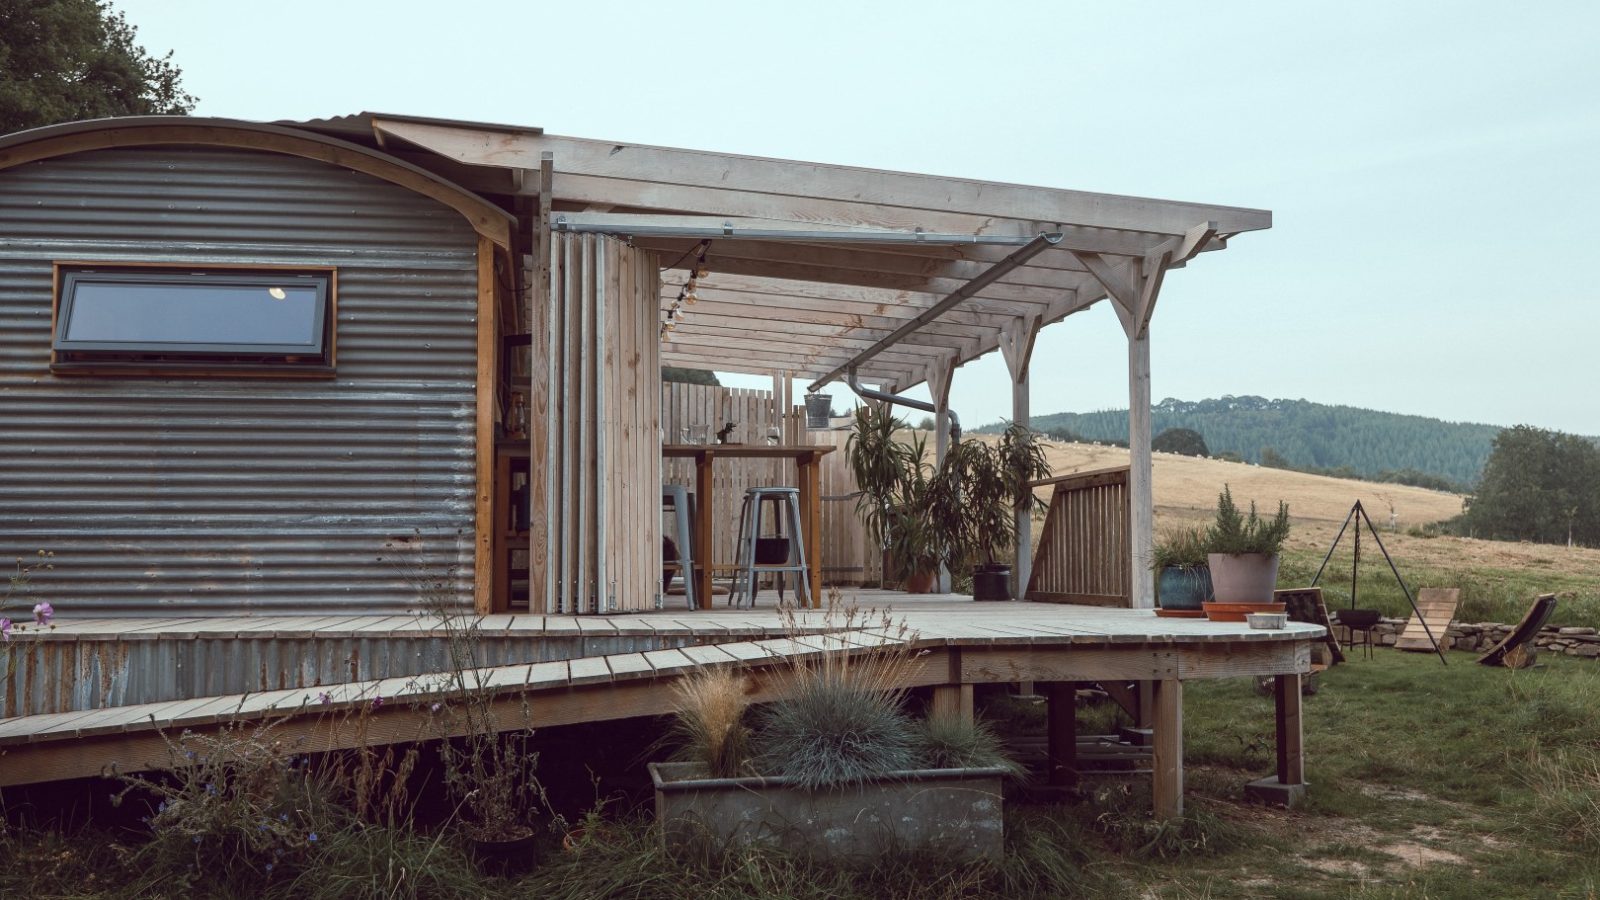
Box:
[0,592,1321,817]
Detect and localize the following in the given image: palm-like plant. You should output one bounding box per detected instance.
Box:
[846,407,941,582]
[935,424,1053,571]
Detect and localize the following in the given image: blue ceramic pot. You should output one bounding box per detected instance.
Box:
[1157,566,1212,610]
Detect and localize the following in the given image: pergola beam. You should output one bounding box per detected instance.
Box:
[373,119,1273,238]
[808,233,1063,391]
[637,235,1089,293]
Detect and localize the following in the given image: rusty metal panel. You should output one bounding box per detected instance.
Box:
[0,147,479,616]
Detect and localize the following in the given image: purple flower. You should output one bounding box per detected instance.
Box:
[308,832,319,843]
[317,691,332,705]
[0,618,11,641]
[370,696,384,711]
[429,702,442,714]
[265,863,274,874]
[32,602,52,625]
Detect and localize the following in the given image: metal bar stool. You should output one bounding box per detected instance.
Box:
[662,485,697,609]
[729,486,810,609]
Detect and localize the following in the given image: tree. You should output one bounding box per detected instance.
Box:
[0,0,195,134]
[916,416,936,431]
[1465,425,1600,546]
[661,367,719,386]
[1259,446,1290,469]
[1152,427,1209,457]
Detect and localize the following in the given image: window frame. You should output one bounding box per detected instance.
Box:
[51,263,338,376]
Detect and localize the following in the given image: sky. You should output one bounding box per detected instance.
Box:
[113,0,1600,434]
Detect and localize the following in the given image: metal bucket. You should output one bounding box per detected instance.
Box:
[804,393,832,429]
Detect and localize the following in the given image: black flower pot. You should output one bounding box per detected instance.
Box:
[754,537,790,565]
[971,565,1012,601]
[470,830,539,877]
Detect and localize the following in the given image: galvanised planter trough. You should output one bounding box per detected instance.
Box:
[648,761,1006,861]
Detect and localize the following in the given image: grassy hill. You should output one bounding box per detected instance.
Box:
[985,396,1503,487]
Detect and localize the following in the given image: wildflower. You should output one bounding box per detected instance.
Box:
[279,813,289,822]
[308,832,319,843]
[32,601,52,625]
[429,702,442,713]
[370,696,384,711]
[265,863,274,874]
[192,836,202,845]
[0,618,11,641]
[317,691,332,705]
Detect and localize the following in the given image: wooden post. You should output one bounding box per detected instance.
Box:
[1047,682,1078,787]
[1012,371,1031,599]
[931,684,974,723]
[1151,678,1183,820]
[927,357,956,594]
[694,450,714,609]
[798,450,823,607]
[999,313,1042,602]
[1127,332,1154,608]
[1275,673,1304,785]
[1244,671,1309,806]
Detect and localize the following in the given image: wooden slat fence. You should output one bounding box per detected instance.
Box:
[660,383,880,586]
[1025,466,1131,606]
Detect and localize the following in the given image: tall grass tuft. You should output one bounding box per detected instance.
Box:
[1519,748,1600,851]
[918,713,1021,773]
[670,666,753,777]
[755,598,926,790]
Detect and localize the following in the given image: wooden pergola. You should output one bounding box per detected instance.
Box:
[350,115,1272,605]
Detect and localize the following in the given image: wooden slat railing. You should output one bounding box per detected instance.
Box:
[1025,465,1130,606]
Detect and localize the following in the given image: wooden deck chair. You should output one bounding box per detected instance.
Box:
[1479,594,1558,668]
[1394,588,1460,652]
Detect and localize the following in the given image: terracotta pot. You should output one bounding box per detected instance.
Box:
[1202,601,1285,623]
[1207,552,1279,604]
[903,570,937,593]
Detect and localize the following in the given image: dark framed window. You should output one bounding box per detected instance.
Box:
[52,266,334,372]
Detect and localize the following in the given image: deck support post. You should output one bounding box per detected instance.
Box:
[1127,332,1154,607]
[1000,314,1042,601]
[928,355,956,594]
[1151,677,1183,819]
[1074,249,1172,609]
[1046,682,1079,787]
[931,684,974,724]
[1245,673,1308,806]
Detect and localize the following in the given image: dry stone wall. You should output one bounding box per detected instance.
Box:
[1332,619,1600,659]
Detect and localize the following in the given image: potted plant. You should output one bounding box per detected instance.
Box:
[1151,525,1212,613]
[846,407,941,592]
[1204,485,1291,616]
[935,424,1052,601]
[650,626,1014,862]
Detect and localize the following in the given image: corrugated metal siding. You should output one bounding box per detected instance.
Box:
[3,632,745,717]
[0,148,480,615]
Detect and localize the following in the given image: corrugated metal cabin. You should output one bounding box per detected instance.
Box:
[0,118,516,617]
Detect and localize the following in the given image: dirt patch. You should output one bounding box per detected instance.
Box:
[1383,838,1467,868]
[1358,784,1434,803]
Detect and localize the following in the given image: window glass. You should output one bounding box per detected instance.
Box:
[54,268,331,366]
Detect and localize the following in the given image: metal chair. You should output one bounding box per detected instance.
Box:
[729,486,810,608]
[662,485,698,609]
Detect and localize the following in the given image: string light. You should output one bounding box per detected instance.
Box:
[661,240,712,341]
